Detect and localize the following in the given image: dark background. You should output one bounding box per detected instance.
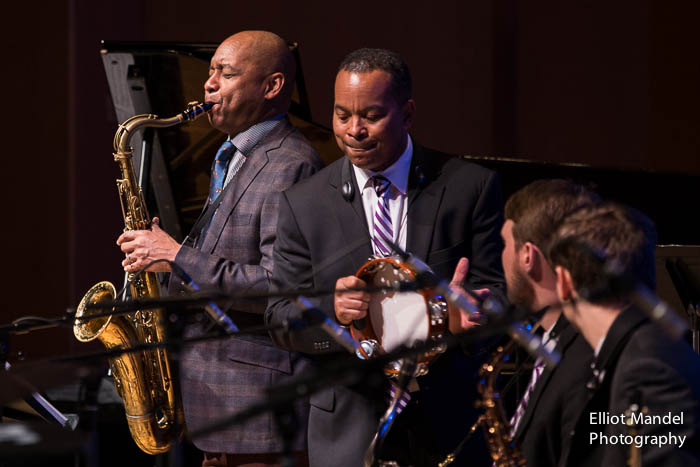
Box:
[3,0,699,363]
[1,1,698,465]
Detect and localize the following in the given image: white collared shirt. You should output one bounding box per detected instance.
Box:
[541,324,558,352]
[352,135,413,254]
[594,334,607,357]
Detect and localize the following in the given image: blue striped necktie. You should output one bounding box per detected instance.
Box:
[372,175,393,256]
[208,140,236,205]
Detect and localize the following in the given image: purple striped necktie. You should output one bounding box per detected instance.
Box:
[509,355,546,437]
[372,175,393,256]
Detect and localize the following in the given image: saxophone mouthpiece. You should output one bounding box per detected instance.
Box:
[182,101,214,120]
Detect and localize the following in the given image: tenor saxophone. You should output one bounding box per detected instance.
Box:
[439,340,526,466]
[73,101,212,454]
[477,340,526,467]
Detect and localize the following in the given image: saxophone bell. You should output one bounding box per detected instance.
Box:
[74,281,117,342]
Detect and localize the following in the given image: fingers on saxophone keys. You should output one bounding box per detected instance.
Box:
[122,252,137,271]
[116,231,134,245]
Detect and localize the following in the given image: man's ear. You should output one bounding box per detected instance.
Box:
[264,72,285,100]
[519,242,537,273]
[528,243,550,281]
[555,265,574,303]
[402,99,415,130]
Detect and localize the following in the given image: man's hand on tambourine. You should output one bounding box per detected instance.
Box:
[448,257,488,334]
[334,275,370,325]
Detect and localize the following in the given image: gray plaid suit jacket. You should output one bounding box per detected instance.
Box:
[170,118,323,454]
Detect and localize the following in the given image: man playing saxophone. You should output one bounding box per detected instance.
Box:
[117,30,323,467]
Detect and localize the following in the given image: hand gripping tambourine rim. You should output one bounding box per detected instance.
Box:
[352,256,448,377]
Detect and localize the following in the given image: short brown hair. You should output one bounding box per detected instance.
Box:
[504,179,599,253]
[547,202,657,302]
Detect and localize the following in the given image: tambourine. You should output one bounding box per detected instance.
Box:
[352,256,448,377]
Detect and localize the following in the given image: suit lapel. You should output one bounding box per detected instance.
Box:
[328,158,373,267]
[200,120,292,253]
[562,308,647,465]
[340,157,369,229]
[514,316,576,440]
[588,307,646,394]
[406,144,444,261]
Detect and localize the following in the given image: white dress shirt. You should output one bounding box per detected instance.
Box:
[352,135,413,254]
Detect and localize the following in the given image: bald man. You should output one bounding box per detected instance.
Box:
[118,31,322,466]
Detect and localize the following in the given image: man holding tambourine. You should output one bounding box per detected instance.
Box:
[266,47,506,467]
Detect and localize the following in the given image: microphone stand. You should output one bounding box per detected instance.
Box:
[387,242,561,367]
[187,315,546,451]
[13,257,559,465]
[73,283,417,321]
[364,355,417,467]
[0,316,101,467]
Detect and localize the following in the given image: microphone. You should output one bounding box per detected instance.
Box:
[389,243,560,367]
[630,286,688,340]
[294,296,367,357]
[341,157,355,202]
[591,257,688,340]
[169,262,239,334]
[342,181,354,202]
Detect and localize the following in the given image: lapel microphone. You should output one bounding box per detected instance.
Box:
[341,157,355,202]
[342,180,354,202]
[414,165,425,185]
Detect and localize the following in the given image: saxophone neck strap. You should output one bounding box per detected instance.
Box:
[182,189,227,248]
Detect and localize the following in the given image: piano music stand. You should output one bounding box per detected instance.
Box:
[656,245,700,354]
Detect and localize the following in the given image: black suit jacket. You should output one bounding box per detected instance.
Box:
[266,144,505,467]
[560,307,700,467]
[511,314,593,466]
